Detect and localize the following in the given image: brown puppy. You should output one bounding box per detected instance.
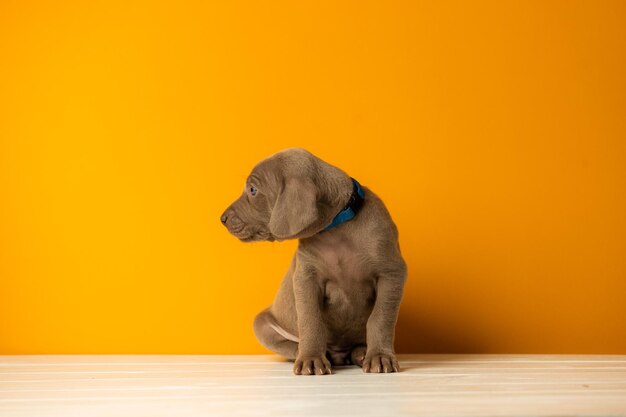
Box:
[221,148,407,375]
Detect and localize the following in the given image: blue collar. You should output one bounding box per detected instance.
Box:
[324,178,365,231]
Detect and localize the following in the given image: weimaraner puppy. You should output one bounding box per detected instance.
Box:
[220,148,407,375]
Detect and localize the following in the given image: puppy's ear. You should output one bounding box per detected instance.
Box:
[269,177,318,240]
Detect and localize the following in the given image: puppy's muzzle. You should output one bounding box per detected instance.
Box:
[220,208,249,238]
[220,208,238,230]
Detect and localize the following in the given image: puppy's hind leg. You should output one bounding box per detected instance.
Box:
[350,344,367,367]
[253,308,299,360]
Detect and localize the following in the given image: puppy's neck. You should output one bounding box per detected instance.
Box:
[322,178,365,232]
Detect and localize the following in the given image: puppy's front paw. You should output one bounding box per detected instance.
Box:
[293,355,332,375]
[363,352,400,373]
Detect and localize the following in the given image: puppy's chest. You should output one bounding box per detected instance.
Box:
[313,241,372,298]
[316,242,368,281]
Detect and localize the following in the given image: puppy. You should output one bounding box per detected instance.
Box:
[221,148,407,375]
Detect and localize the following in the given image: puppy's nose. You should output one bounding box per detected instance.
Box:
[220,213,228,224]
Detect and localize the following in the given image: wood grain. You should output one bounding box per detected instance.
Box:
[1,354,625,416]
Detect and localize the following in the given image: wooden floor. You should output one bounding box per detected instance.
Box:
[1,354,625,416]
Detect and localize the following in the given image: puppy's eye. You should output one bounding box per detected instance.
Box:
[250,186,258,196]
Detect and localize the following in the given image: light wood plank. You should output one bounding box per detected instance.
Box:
[0,354,625,417]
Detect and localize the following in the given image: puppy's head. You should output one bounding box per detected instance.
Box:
[220,148,350,242]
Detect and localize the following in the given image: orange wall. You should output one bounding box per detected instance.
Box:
[1,1,625,354]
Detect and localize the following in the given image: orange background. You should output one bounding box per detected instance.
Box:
[1,1,625,354]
